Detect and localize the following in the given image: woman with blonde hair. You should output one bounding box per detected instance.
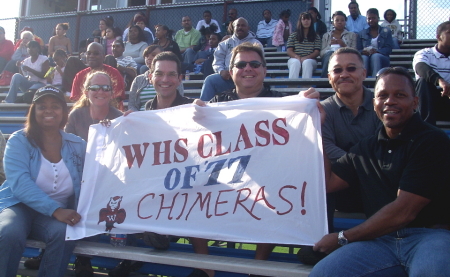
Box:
[65,71,122,141]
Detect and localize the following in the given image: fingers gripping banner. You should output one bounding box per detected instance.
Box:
[66,96,327,246]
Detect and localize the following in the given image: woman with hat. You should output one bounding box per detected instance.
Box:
[0,85,86,276]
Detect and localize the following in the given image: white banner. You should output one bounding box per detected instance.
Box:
[66,96,327,246]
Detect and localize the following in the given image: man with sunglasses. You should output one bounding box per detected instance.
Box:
[199,18,262,102]
[413,21,450,125]
[309,67,450,276]
[70,42,125,110]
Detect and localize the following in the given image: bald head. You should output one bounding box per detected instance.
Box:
[233,17,249,39]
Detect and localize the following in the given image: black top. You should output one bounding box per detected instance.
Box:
[209,85,286,103]
[332,113,450,227]
[153,39,183,62]
[145,91,194,110]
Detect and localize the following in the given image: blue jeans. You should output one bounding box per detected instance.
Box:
[4,73,45,103]
[392,38,400,49]
[200,73,234,101]
[362,53,390,77]
[310,228,450,277]
[182,48,197,64]
[320,51,334,78]
[0,203,76,277]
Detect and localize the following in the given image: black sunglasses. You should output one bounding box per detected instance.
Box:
[87,85,112,92]
[331,66,362,74]
[233,61,264,69]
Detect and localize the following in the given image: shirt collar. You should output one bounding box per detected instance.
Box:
[150,91,183,109]
[432,45,450,59]
[377,112,425,142]
[334,86,373,111]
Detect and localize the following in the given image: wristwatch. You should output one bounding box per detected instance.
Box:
[338,230,349,246]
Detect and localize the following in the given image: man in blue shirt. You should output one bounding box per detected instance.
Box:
[346,1,368,33]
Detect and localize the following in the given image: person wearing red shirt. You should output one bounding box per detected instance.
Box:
[0,26,14,73]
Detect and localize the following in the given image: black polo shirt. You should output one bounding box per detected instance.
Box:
[209,85,286,103]
[145,91,194,110]
[332,113,450,227]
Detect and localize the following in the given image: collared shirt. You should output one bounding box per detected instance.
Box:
[145,91,194,110]
[256,19,278,39]
[413,44,450,82]
[321,87,381,161]
[210,85,285,103]
[174,28,201,51]
[287,33,321,57]
[332,113,450,227]
[116,55,137,70]
[346,15,369,33]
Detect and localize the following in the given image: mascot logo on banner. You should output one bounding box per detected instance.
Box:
[98,196,127,232]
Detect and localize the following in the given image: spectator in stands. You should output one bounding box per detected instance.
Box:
[223,8,238,35]
[46,49,67,89]
[320,11,357,77]
[3,41,49,103]
[298,48,381,265]
[308,7,328,38]
[102,26,118,55]
[175,16,201,64]
[99,16,114,39]
[196,10,221,34]
[381,9,403,49]
[357,8,392,77]
[193,32,221,77]
[194,24,219,52]
[48,23,72,57]
[0,26,14,73]
[309,67,450,277]
[272,9,293,52]
[70,42,125,110]
[154,24,183,64]
[0,31,34,86]
[19,27,45,48]
[0,85,85,277]
[0,129,5,184]
[255,9,277,47]
[144,51,194,110]
[191,42,317,277]
[123,13,154,44]
[123,25,148,73]
[346,1,368,33]
[199,18,262,101]
[287,12,321,81]
[413,21,450,125]
[66,71,122,141]
[129,45,185,111]
[112,39,137,91]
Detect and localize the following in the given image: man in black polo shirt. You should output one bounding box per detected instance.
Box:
[145,51,194,110]
[310,67,450,276]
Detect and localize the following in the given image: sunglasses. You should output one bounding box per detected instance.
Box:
[87,85,112,92]
[233,61,264,69]
[330,66,362,74]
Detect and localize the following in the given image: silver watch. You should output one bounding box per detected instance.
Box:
[338,230,349,246]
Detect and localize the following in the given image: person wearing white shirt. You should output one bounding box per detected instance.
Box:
[256,9,277,47]
[196,10,221,34]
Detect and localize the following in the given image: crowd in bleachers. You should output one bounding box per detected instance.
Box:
[0,1,450,276]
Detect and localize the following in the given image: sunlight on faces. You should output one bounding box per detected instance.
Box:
[35,96,64,129]
[328,53,366,97]
[230,51,266,96]
[86,74,112,107]
[332,15,346,30]
[145,48,162,68]
[373,74,418,137]
[150,60,182,99]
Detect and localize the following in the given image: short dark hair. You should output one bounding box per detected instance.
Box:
[375,67,416,96]
[366,8,379,18]
[129,25,146,43]
[143,45,164,57]
[210,32,222,42]
[203,10,212,16]
[151,51,181,75]
[262,9,271,17]
[383,9,397,21]
[332,11,347,21]
[437,21,450,37]
[27,40,41,54]
[229,42,266,69]
[113,39,124,48]
[348,1,359,8]
[328,47,364,71]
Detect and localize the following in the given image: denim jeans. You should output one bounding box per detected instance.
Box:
[4,73,45,103]
[182,48,197,64]
[310,228,450,277]
[362,53,390,77]
[0,203,76,277]
[200,73,234,101]
[320,51,334,78]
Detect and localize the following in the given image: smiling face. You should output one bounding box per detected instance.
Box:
[328,53,366,97]
[150,60,182,99]
[230,51,266,98]
[373,73,418,138]
[86,43,104,69]
[85,74,112,107]
[35,95,64,130]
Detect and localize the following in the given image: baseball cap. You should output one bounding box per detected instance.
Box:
[33,85,67,105]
